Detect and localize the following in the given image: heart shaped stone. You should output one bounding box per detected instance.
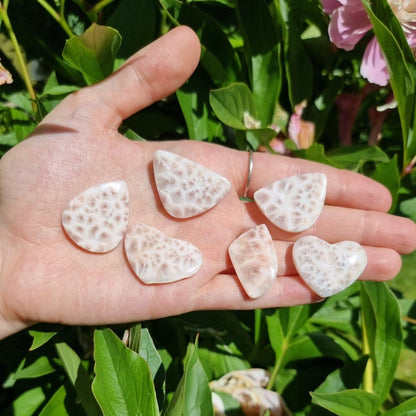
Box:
[153,150,231,218]
[228,224,278,299]
[254,173,327,233]
[62,181,129,253]
[124,223,203,284]
[293,236,367,297]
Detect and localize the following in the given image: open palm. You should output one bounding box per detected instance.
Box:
[0,27,414,339]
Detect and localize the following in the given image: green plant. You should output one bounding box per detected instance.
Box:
[1,0,416,415]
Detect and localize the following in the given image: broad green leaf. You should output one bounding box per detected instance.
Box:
[276,0,313,106]
[293,143,342,168]
[237,0,281,124]
[159,0,241,84]
[127,324,166,410]
[311,389,381,416]
[284,332,349,364]
[360,282,402,403]
[56,342,101,416]
[177,70,225,141]
[314,357,368,394]
[1,387,45,416]
[62,23,121,85]
[92,328,159,416]
[209,82,256,130]
[198,348,249,380]
[370,155,400,212]
[400,196,416,221]
[166,340,213,416]
[3,356,55,388]
[107,0,157,58]
[29,329,58,350]
[326,145,389,171]
[383,396,416,415]
[38,385,69,416]
[362,0,416,167]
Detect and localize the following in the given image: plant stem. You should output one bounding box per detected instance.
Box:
[362,305,374,393]
[89,0,117,17]
[0,2,38,115]
[36,0,73,37]
[267,339,287,390]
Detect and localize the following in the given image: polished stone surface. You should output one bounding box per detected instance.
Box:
[153,150,231,218]
[293,235,367,297]
[254,173,327,232]
[62,181,129,253]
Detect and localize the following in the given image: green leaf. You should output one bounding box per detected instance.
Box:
[128,324,166,410]
[29,329,58,350]
[92,328,159,416]
[276,0,313,106]
[56,342,101,416]
[62,23,121,85]
[326,145,389,171]
[3,356,55,388]
[237,0,281,124]
[400,196,416,221]
[383,396,416,415]
[360,282,402,403]
[166,339,213,416]
[311,389,381,416]
[107,0,157,58]
[370,155,401,212]
[209,82,256,130]
[177,70,225,141]
[159,0,241,84]
[293,143,342,168]
[38,385,69,416]
[1,387,45,416]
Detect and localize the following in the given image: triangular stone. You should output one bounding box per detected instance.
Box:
[153,150,231,218]
[254,173,327,233]
[124,223,202,284]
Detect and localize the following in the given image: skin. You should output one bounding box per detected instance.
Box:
[0,26,415,339]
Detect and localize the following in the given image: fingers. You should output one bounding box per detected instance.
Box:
[273,242,402,281]
[243,151,392,212]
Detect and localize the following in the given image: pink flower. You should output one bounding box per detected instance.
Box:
[322,0,416,86]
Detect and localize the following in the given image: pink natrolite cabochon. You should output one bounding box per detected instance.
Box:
[62,180,129,253]
[228,224,278,299]
[254,173,327,233]
[124,223,203,284]
[153,150,231,218]
[293,236,367,298]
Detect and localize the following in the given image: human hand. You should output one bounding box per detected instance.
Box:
[0,26,414,339]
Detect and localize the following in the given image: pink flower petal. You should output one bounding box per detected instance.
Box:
[328,0,372,50]
[360,37,389,86]
[321,0,343,14]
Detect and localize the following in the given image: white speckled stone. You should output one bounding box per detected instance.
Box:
[293,236,367,297]
[153,150,231,218]
[254,173,327,233]
[228,225,277,299]
[124,223,202,284]
[62,181,129,253]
